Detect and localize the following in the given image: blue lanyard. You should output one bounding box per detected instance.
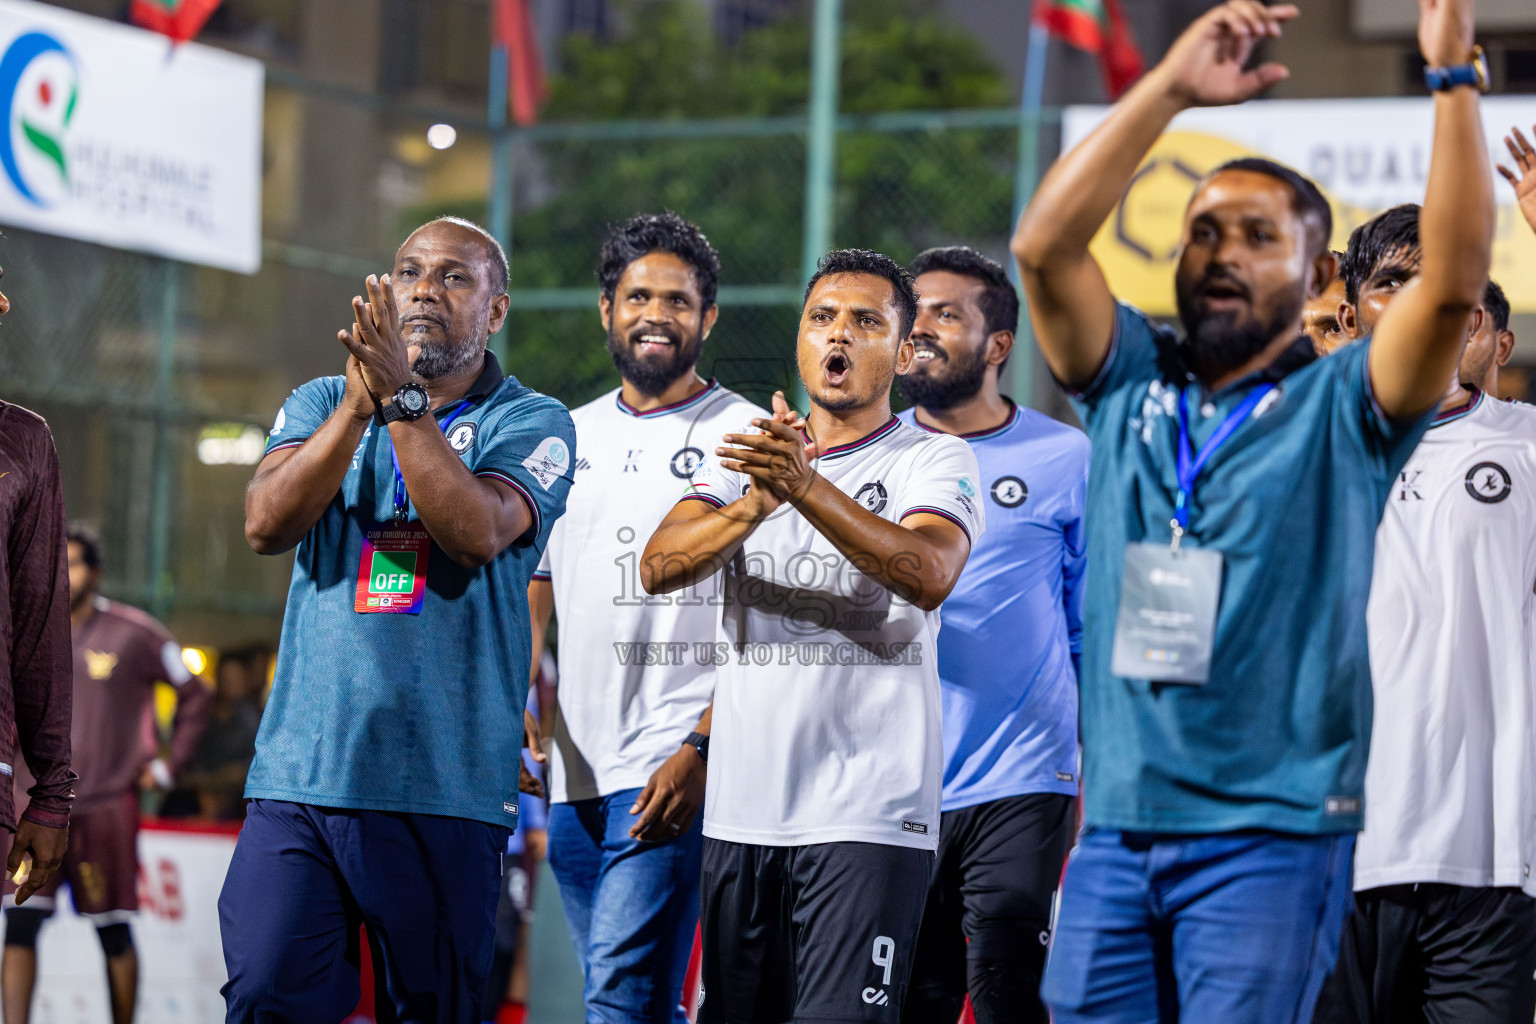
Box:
[389,399,473,522]
[1172,383,1274,546]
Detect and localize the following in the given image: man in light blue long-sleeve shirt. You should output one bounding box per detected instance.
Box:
[896,247,1086,1024]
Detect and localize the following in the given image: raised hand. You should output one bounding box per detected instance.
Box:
[1419,0,1476,69]
[337,274,418,403]
[340,353,377,422]
[1153,1,1295,109]
[1497,126,1536,236]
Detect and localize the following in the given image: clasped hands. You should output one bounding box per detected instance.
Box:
[716,391,820,515]
[337,274,417,418]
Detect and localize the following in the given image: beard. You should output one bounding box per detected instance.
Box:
[608,321,704,397]
[409,307,487,381]
[897,344,989,411]
[806,387,862,413]
[798,364,878,414]
[1175,271,1304,377]
[1459,348,1495,392]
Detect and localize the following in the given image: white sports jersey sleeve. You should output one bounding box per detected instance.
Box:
[893,433,985,543]
[681,441,750,509]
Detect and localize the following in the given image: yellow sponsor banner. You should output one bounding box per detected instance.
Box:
[1065,100,1536,313]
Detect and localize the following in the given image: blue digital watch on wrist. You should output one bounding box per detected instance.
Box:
[1424,45,1489,93]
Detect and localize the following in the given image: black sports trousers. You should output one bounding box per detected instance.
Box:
[901,792,1076,1024]
[698,838,933,1024]
[1312,882,1536,1024]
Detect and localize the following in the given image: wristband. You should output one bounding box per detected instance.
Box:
[682,732,709,764]
[1424,46,1488,93]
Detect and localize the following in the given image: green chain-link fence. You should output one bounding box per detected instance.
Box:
[0,82,1058,647]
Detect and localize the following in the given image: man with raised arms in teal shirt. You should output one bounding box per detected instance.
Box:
[1011,0,1494,1019]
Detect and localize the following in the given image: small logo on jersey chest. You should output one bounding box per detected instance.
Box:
[623,449,643,473]
[1465,462,1512,504]
[84,650,117,680]
[1396,469,1424,501]
[855,481,888,514]
[670,447,705,479]
[991,476,1028,508]
[446,421,478,453]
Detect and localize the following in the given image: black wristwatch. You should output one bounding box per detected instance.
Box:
[381,382,430,423]
[682,732,710,764]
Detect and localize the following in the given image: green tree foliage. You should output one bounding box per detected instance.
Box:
[438,0,1014,407]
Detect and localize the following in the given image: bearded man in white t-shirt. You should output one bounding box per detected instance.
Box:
[643,248,984,1024]
[529,213,767,1024]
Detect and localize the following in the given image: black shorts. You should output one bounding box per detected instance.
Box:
[699,838,933,1024]
[1312,883,1536,1024]
[904,792,1075,1024]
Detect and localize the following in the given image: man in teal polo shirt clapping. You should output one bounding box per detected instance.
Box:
[1011,0,1493,1020]
[219,216,575,1023]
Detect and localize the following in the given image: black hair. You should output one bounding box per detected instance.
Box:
[597,212,721,309]
[67,522,102,570]
[908,246,1020,336]
[1485,278,1510,334]
[803,248,919,339]
[1204,157,1333,258]
[1341,204,1421,306]
[408,216,509,297]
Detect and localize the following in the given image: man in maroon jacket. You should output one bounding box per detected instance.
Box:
[3,524,210,1024]
[0,262,76,923]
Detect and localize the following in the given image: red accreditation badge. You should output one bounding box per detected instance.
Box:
[355,522,431,614]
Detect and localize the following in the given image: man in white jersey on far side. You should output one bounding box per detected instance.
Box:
[642,248,983,1023]
[895,246,1087,1024]
[530,213,767,1024]
[1312,201,1536,1022]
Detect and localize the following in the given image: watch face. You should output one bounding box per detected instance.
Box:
[401,386,427,413]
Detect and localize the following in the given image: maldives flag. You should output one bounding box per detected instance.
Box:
[493,0,548,126]
[1033,0,1144,99]
[129,0,223,43]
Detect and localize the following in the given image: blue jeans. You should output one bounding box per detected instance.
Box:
[548,788,703,1024]
[1041,828,1355,1024]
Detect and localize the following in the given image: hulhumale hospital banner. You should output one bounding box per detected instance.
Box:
[0,0,263,273]
[1062,98,1536,314]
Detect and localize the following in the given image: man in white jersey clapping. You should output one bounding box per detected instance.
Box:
[1312,202,1536,1022]
[643,249,983,1023]
[531,213,768,1024]
[895,247,1087,1024]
